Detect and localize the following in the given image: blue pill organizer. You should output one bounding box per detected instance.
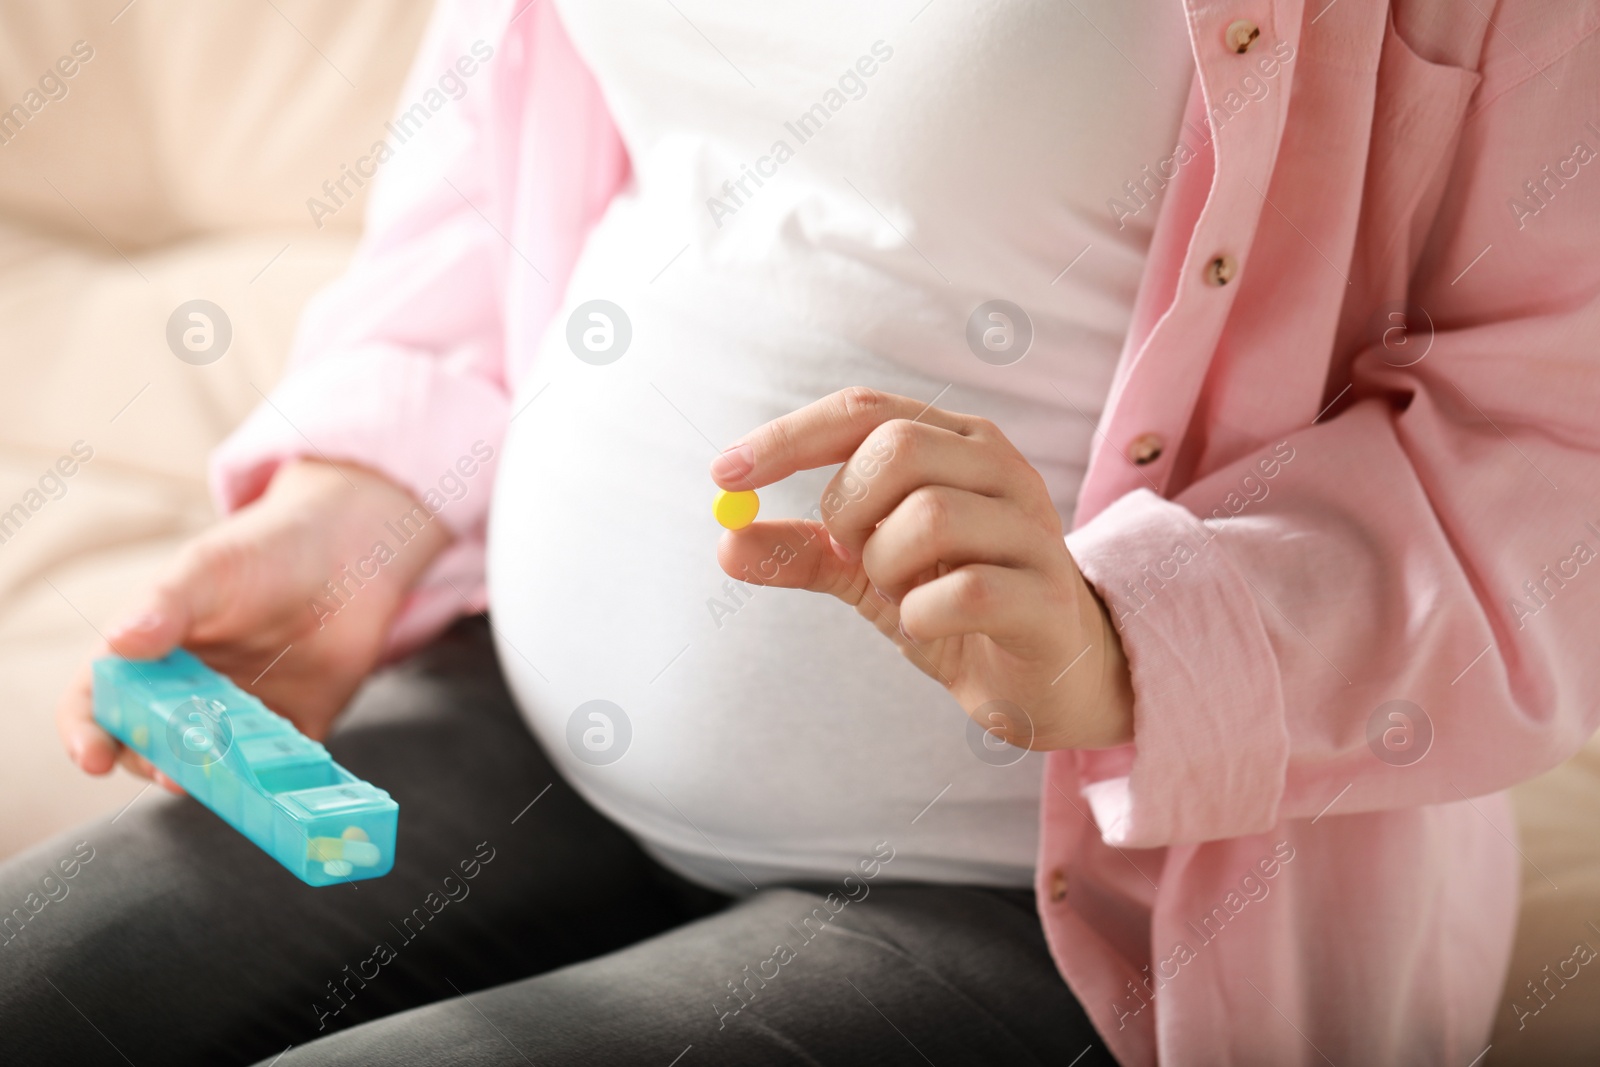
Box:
[92,649,397,886]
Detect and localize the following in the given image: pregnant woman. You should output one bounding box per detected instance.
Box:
[8,1,1600,1064]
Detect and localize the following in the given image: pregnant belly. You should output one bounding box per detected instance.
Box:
[483,298,1043,890]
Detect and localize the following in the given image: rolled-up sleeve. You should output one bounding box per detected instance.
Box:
[210,0,512,654]
[1070,349,1600,850]
[1069,489,1289,845]
[1065,26,1600,848]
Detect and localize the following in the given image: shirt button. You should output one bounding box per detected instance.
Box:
[1129,433,1165,466]
[1048,868,1068,902]
[1225,19,1261,54]
[1204,253,1239,287]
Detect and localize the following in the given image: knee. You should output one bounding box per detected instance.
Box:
[0,837,98,952]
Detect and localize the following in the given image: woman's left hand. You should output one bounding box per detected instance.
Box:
[711,387,1135,751]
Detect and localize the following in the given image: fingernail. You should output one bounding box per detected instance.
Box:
[111,610,162,636]
[898,619,914,642]
[68,734,83,765]
[711,444,754,482]
[829,534,853,562]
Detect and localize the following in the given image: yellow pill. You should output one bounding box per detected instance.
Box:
[713,489,760,530]
[308,836,381,867]
[341,826,369,842]
[308,837,341,862]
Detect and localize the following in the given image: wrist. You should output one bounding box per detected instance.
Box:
[1087,584,1135,747]
[262,460,453,593]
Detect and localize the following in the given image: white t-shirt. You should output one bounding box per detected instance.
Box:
[487,0,1194,892]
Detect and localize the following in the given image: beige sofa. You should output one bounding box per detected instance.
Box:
[0,0,430,851]
[0,1,1595,1061]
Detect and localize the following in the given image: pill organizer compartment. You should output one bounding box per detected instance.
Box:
[197,707,288,822]
[91,650,398,886]
[275,780,398,886]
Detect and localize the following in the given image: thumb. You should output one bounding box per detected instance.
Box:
[103,550,221,660]
[716,518,914,656]
[716,519,868,602]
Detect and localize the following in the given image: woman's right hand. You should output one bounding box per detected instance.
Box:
[56,460,451,791]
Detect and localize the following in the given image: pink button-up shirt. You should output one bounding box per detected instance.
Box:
[213,1,1600,1061]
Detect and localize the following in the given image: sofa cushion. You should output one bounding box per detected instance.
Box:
[0,0,432,249]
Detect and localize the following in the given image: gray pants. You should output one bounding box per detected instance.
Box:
[1,619,1112,1066]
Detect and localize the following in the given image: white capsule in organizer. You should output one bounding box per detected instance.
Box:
[342,840,380,866]
[323,860,354,877]
[308,834,381,867]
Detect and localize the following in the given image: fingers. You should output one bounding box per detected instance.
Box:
[898,564,1058,652]
[102,603,180,661]
[117,748,184,794]
[715,519,866,600]
[58,544,227,781]
[816,419,1035,560]
[56,661,117,775]
[861,488,1051,602]
[711,387,973,491]
[102,544,224,661]
[54,661,180,794]
[716,519,909,653]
